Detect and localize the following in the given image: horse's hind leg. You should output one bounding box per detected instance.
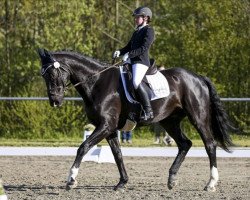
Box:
[160,117,192,190]
[186,103,218,191]
[190,117,218,191]
[106,131,128,191]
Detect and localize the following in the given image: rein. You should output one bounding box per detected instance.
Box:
[72,60,122,87]
[41,58,122,92]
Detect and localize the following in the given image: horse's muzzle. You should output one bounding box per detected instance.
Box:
[51,101,62,107]
[48,94,63,107]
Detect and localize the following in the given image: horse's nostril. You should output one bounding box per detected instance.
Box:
[53,100,63,107]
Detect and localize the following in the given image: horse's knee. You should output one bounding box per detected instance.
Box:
[113,149,123,160]
[206,141,216,152]
[117,151,123,160]
[179,139,192,151]
[205,140,217,160]
[77,143,91,158]
[184,139,192,150]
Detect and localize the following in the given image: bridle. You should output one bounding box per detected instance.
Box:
[41,59,122,92]
[41,61,71,76]
[41,61,72,95]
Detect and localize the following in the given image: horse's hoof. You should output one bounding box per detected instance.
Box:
[204,185,216,192]
[66,179,78,190]
[114,184,126,191]
[113,180,127,191]
[168,180,178,190]
[114,187,125,193]
[168,175,178,190]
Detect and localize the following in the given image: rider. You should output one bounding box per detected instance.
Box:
[113,6,155,120]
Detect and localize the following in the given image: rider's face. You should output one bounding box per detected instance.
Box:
[134,15,145,26]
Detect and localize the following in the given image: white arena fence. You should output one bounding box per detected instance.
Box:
[0,97,249,161]
[0,97,248,134]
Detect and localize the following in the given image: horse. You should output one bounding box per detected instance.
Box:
[38,48,234,192]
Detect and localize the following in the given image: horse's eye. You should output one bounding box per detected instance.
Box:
[43,73,49,79]
[49,71,57,80]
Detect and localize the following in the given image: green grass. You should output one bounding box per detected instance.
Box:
[0,179,5,195]
[0,134,249,147]
[0,138,81,147]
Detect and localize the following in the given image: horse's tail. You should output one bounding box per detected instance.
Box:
[202,76,235,152]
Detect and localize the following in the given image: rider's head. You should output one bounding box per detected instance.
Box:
[132,6,152,27]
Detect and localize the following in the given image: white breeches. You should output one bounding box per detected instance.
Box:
[132,63,149,89]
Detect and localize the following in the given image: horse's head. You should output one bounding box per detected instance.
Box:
[38,48,69,107]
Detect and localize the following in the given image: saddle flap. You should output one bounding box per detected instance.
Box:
[119,66,139,104]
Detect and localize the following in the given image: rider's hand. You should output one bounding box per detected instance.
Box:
[112,50,120,59]
[122,53,129,62]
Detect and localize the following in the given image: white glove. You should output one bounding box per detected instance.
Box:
[122,53,131,64]
[112,50,120,59]
[122,53,129,62]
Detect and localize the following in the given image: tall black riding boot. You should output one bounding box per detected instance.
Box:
[136,84,154,120]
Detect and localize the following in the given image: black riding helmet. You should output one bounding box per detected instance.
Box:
[132,6,152,22]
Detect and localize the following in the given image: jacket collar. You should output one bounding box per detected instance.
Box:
[136,24,148,31]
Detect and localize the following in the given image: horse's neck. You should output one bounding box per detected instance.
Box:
[56,53,115,103]
[71,64,119,106]
[68,60,106,104]
[63,56,99,82]
[55,52,102,81]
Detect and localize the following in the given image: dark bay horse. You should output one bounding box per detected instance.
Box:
[38,49,234,192]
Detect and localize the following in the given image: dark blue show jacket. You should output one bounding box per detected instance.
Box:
[119,25,155,67]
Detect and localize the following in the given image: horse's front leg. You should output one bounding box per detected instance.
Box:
[106,131,128,191]
[66,123,110,190]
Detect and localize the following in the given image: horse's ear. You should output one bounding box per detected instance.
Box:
[44,49,55,61]
[44,49,50,56]
[37,48,45,58]
[38,48,54,65]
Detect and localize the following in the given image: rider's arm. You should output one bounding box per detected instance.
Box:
[119,40,132,56]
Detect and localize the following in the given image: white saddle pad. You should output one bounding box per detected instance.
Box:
[146,71,170,100]
[120,66,170,103]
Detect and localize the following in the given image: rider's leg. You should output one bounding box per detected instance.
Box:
[132,63,153,120]
[136,84,154,120]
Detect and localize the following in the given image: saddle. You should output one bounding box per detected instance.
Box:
[122,59,157,103]
[119,59,170,130]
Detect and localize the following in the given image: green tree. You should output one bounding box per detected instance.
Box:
[0,0,249,138]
